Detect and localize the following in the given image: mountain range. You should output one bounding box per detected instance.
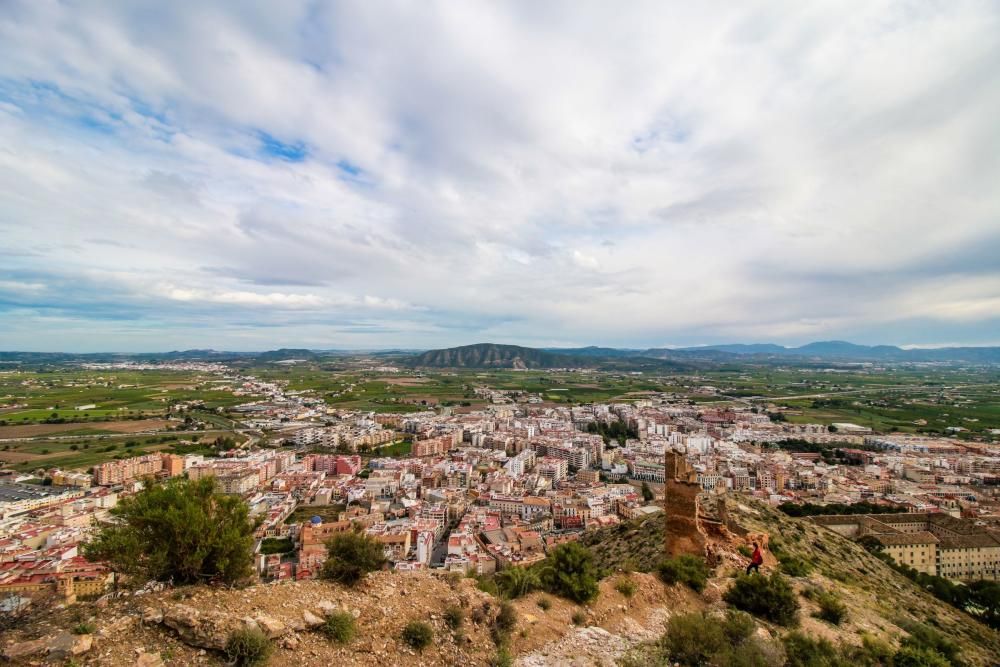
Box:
[2,340,1000,367]
[413,341,1000,367]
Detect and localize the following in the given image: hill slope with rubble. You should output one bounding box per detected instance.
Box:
[4,500,1000,666]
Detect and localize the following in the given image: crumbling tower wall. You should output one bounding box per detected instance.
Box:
[664,450,707,558]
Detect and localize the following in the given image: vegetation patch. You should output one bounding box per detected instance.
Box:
[656,554,709,593]
[224,627,273,667]
[723,573,800,626]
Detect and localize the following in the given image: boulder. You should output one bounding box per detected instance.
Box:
[254,614,286,639]
[142,606,164,624]
[136,652,166,667]
[2,638,47,660]
[302,610,325,628]
[162,603,242,651]
[47,631,93,660]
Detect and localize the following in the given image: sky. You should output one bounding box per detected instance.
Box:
[1,1,999,353]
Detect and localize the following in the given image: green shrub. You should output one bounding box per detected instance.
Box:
[492,646,513,667]
[723,573,800,626]
[321,530,387,586]
[536,596,552,611]
[495,566,540,599]
[737,545,752,558]
[539,542,599,603]
[656,555,709,593]
[898,623,963,666]
[71,622,96,635]
[661,611,781,667]
[444,605,464,630]
[814,591,847,625]
[224,628,273,667]
[495,601,517,634]
[892,646,951,667]
[320,611,356,643]
[476,575,500,597]
[615,577,638,599]
[401,620,433,651]
[783,631,845,667]
[778,554,812,577]
[571,610,586,626]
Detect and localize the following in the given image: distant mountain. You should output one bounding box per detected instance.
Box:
[674,340,1000,363]
[543,346,641,358]
[409,343,576,369]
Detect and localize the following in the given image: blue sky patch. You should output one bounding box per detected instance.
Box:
[257,132,308,162]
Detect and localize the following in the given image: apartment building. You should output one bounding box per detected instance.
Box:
[813,513,1000,580]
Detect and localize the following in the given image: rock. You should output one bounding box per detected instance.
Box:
[302,610,325,628]
[281,635,300,649]
[162,603,243,651]
[317,600,337,614]
[2,638,47,660]
[254,614,286,638]
[47,631,93,660]
[142,606,164,624]
[136,653,165,667]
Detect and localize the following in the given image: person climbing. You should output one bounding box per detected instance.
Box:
[745,541,763,575]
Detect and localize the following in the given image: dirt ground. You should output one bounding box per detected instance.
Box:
[377,377,431,386]
[0,418,173,439]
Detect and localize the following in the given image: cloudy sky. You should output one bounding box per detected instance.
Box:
[1,1,999,352]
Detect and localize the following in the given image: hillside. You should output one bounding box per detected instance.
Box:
[408,343,585,369]
[5,500,999,666]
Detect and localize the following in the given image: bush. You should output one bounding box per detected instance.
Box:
[536,596,552,611]
[539,542,599,603]
[899,622,963,666]
[444,605,464,630]
[224,628,273,667]
[401,620,433,651]
[321,530,387,586]
[495,566,540,599]
[814,591,847,625]
[495,601,517,634]
[571,610,586,626]
[656,555,709,593]
[492,646,513,667]
[783,631,844,667]
[320,611,356,643]
[723,573,800,626]
[661,611,782,667]
[72,621,96,635]
[778,554,812,577]
[892,646,951,667]
[471,602,491,625]
[83,477,254,585]
[615,577,638,599]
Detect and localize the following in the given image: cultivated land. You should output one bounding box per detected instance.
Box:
[0,367,256,472]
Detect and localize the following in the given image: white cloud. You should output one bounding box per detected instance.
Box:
[0,0,998,351]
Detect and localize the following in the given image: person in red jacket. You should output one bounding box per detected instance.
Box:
[745,542,763,575]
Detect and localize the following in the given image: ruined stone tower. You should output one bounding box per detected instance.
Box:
[663,449,706,558]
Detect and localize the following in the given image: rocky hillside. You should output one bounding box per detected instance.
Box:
[5,501,999,666]
[408,343,578,369]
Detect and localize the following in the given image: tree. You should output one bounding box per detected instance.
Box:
[321,529,386,586]
[540,542,599,603]
[83,477,255,586]
[640,482,654,503]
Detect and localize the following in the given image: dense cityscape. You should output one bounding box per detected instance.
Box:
[4,358,999,601]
